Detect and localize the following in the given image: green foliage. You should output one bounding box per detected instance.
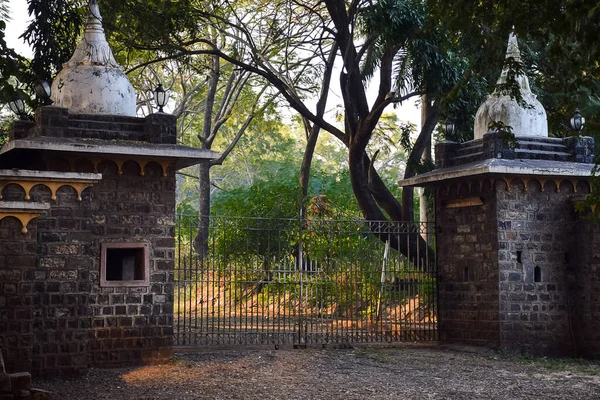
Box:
[0,20,32,105]
[418,276,436,305]
[487,120,519,150]
[211,162,299,219]
[428,0,600,137]
[362,0,467,99]
[23,0,83,81]
[0,114,11,145]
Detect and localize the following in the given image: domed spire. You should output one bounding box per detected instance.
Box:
[494,32,530,93]
[473,32,548,139]
[50,0,136,116]
[64,0,119,68]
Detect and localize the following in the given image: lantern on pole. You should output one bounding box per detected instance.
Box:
[154,83,169,113]
[570,109,585,132]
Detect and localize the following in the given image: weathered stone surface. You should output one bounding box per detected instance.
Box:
[15,390,29,399]
[50,1,135,116]
[0,374,11,393]
[29,388,51,400]
[474,34,548,139]
[9,372,31,392]
[8,121,34,141]
[435,173,595,357]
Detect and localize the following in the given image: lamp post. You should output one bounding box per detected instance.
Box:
[570,109,585,132]
[442,119,455,141]
[8,94,26,120]
[33,79,53,105]
[154,83,168,113]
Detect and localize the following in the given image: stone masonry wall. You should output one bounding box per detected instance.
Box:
[1,110,179,376]
[30,183,92,377]
[436,177,591,356]
[571,206,600,357]
[0,194,37,374]
[436,179,500,346]
[86,159,174,368]
[32,106,177,145]
[496,179,580,356]
[0,159,175,376]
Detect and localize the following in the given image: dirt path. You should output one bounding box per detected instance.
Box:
[38,345,600,399]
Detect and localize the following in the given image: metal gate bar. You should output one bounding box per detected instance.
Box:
[174,215,437,347]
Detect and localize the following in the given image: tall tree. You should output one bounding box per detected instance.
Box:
[93,0,472,266]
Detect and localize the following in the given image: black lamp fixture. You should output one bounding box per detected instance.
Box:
[154,83,169,113]
[8,93,26,120]
[570,109,585,132]
[33,79,53,105]
[441,119,455,140]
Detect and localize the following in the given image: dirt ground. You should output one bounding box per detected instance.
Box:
[38,344,600,400]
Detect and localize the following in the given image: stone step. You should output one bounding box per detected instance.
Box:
[455,139,483,151]
[515,136,564,144]
[69,113,143,123]
[64,127,149,141]
[455,141,484,156]
[513,148,572,161]
[455,146,483,157]
[517,142,567,151]
[516,140,567,153]
[451,152,485,164]
[68,119,145,133]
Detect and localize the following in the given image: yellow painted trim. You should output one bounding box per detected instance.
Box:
[0,181,94,202]
[0,212,41,233]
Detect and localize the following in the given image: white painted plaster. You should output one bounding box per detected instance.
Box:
[1,138,218,170]
[0,201,50,211]
[474,33,548,139]
[50,0,136,116]
[398,158,592,188]
[0,169,102,182]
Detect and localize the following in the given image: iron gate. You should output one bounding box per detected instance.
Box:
[174,215,437,347]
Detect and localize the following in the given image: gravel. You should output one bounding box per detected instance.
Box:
[37,344,600,399]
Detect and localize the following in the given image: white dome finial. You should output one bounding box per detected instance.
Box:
[50,0,136,116]
[494,31,530,92]
[63,0,119,68]
[473,32,548,139]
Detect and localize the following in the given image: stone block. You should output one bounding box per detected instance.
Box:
[15,390,29,399]
[8,120,35,141]
[434,141,461,168]
[30,388,51,400]
[143,113,177,144]
[0,374,11,393]
[9,373,30,392]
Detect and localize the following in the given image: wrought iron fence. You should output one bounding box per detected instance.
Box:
[174,215,437,347]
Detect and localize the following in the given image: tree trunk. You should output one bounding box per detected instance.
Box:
[401,99,439,223]
[349,137,433,269]
[419,95,433,240]
[299,43,337,214]
[299,125,320,210]
[193,162,211,257]
[193,54,220,257]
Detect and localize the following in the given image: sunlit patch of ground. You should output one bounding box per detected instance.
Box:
[38,346,600,400]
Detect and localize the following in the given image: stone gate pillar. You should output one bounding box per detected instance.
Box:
[398,32,598,357]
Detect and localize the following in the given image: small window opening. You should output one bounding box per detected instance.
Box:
[534,266,541,283]
[516,251,522,264]
[564,252,570,264]
[101,243,149,287]
[464,267,469,282]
